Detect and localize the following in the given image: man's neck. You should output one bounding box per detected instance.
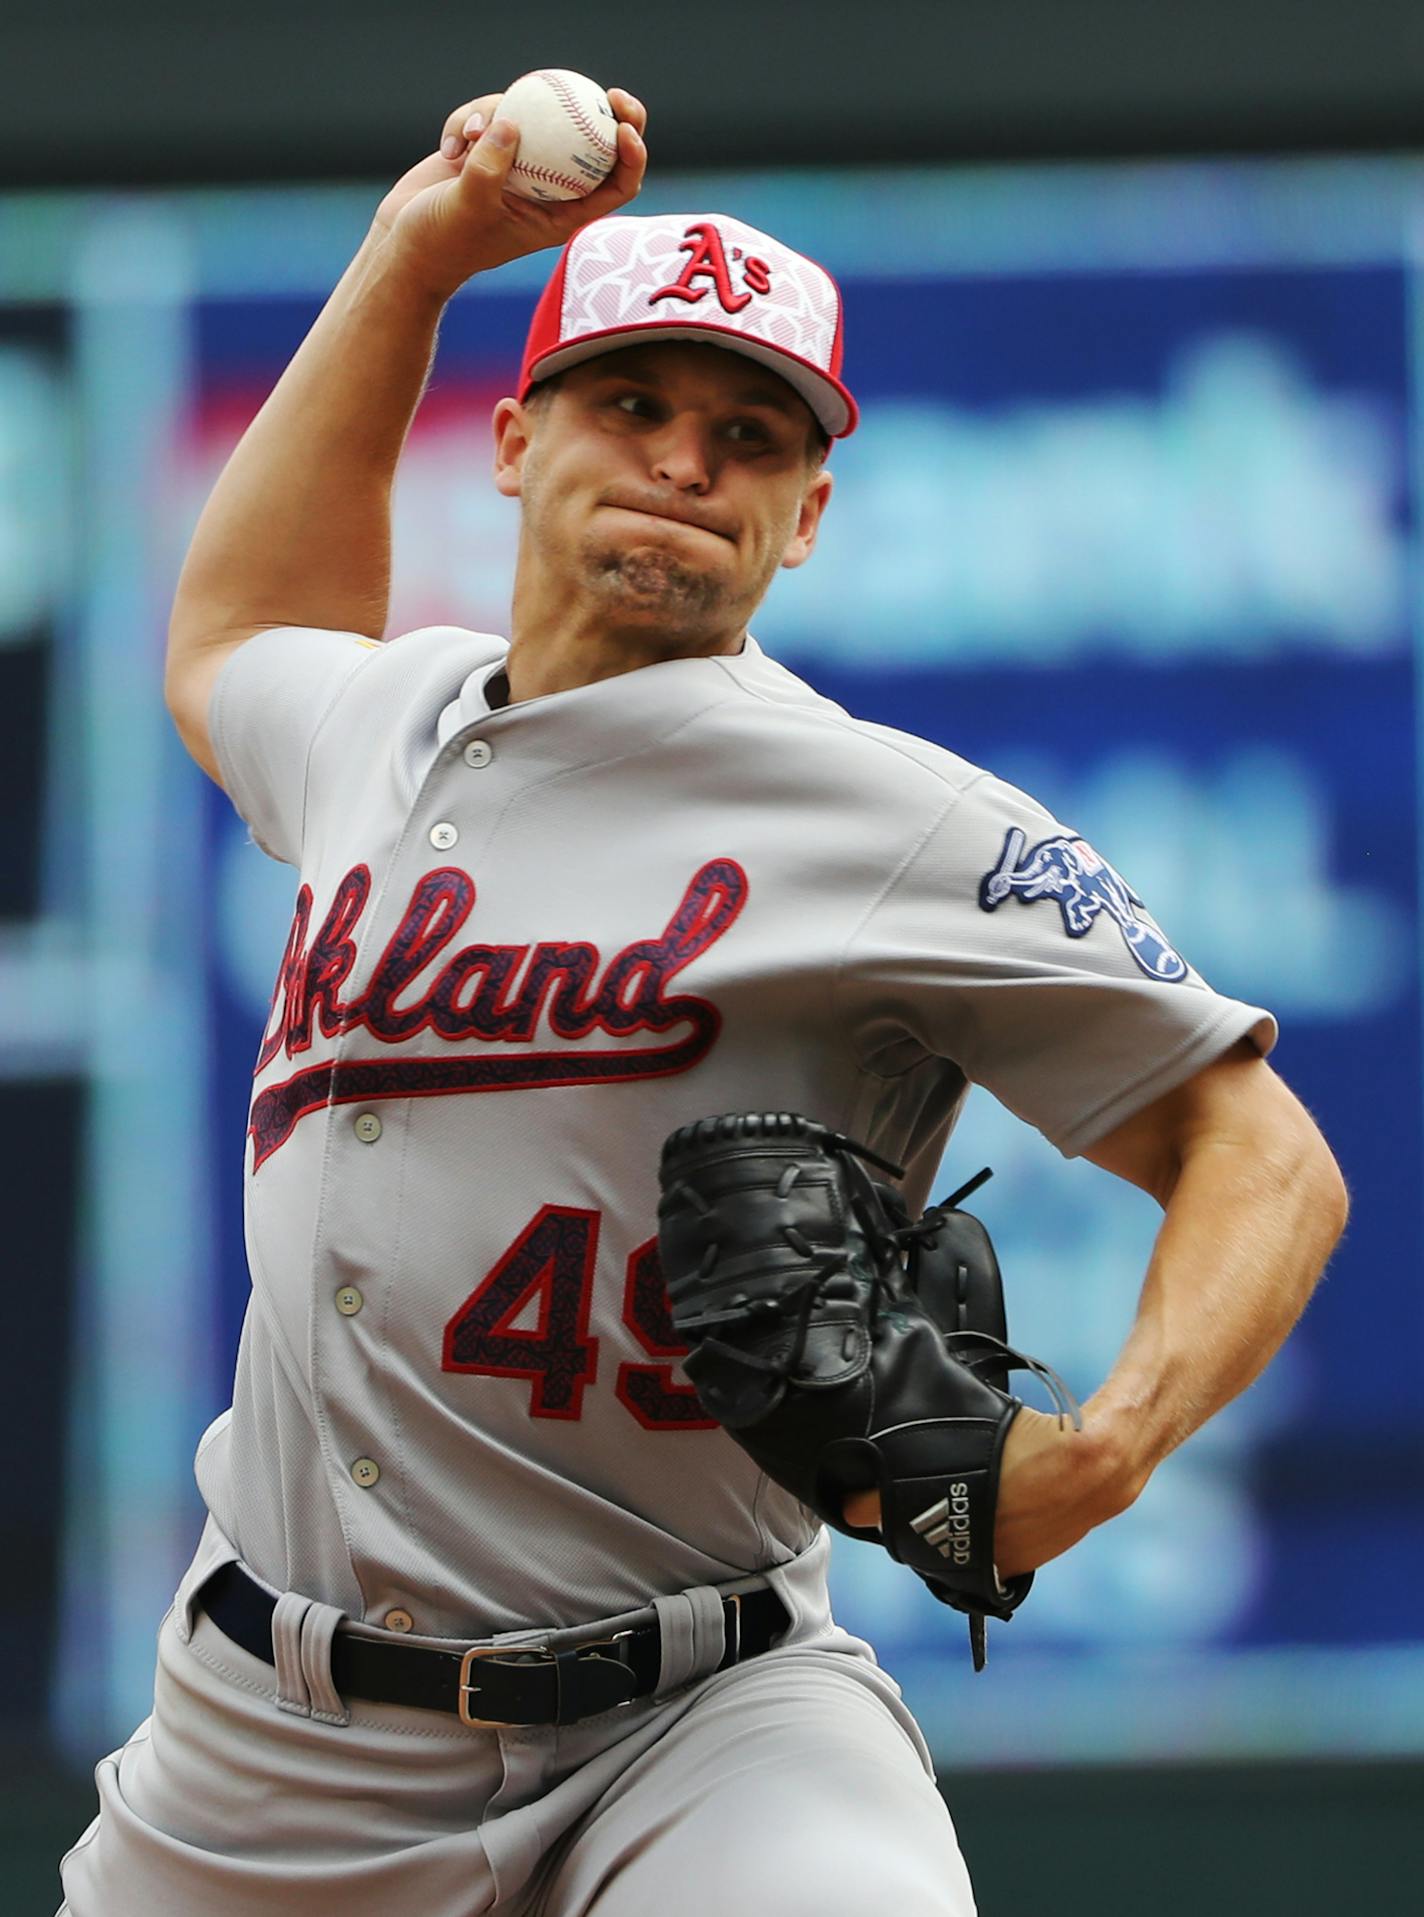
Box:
[502,583,747,705]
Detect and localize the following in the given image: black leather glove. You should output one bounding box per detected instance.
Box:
[657,1111,1078,1669]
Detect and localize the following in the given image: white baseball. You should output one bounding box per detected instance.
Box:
[499,69,619,204]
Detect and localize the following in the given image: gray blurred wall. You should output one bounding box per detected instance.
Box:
[6,0,1424,186]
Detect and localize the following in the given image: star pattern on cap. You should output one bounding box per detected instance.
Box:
[561,214,841,365]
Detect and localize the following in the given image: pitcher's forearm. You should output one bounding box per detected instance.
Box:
[850,1091,1348,1555]
[169,227,445,652]
[1086,1121,1347,1492]
[166,87,649,672]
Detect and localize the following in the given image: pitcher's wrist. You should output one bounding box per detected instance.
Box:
[354,225,453,319]
[1078,1397,1159,1517]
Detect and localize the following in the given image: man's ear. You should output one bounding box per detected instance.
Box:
[780,468,834,571]
[492,397,534,499]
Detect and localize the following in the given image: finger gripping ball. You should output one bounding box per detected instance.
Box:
[500,69,618,203]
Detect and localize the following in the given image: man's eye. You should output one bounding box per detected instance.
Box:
[614,393,656,417]
[727,420,771,445]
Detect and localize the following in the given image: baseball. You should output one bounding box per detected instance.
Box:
[499,68,619,203]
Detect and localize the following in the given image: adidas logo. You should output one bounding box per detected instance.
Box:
[911,1482,973,1567]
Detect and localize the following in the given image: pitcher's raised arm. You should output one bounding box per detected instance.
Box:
[165,86,647,785]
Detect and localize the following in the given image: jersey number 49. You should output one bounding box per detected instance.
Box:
[442,1205,715,1430]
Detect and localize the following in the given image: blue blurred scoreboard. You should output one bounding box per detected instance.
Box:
[4,156,1420,1764]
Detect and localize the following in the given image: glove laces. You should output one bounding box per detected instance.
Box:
[942,1329,1083,1430]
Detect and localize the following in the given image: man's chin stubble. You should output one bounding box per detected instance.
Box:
[585,543,729,626]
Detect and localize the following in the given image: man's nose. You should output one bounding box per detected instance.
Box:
[648,417,713,492]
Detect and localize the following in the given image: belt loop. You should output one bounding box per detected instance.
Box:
[271,1591,349,1725]
[300,1599,350,1727]
[653,1586,726,1697]
[272,1592,316,1717]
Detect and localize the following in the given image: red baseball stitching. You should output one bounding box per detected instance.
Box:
[511,159,589,196]
[536,69,617,156]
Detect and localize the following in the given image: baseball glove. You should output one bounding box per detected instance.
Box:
[656,1111,1079,1669]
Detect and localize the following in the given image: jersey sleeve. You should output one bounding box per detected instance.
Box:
[207,627,381,865]
[841,771,1278,1158]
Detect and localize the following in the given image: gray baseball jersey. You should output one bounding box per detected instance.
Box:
[201,623,1276,1639]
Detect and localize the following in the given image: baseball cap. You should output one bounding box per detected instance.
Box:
[518,212,859,439]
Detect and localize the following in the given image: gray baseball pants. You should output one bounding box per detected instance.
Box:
[58,1533,976,1916]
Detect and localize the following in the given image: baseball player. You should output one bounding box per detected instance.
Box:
[59,86,1348,1917]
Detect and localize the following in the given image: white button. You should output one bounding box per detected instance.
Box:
[353,1112,382,1143]
[463,740,493,769]
[351,1457,381,1488]
[384,1608,414,1633]
[335,1286,363,1317]
[429,821,459,849]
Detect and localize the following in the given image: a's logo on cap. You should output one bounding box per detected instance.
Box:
[648,220,774,316]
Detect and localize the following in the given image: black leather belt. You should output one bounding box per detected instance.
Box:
[198,1561,790,1727]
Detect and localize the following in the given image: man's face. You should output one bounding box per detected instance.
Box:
[492,342,834,646]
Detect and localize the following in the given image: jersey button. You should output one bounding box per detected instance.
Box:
[429,821,459,850]
[353,1112,382,1143]
[384,1608,414,1634]
[351,1457,381,1489]
[335,1286,364,1316]
[462,740,493,769]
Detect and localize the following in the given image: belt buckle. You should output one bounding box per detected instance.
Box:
[457,1643,555,1729]
[458,1630,640,1728]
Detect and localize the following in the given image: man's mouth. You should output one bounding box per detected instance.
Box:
[603,503,735,542]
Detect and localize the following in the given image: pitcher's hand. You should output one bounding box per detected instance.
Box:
[992,1405,1139,1578]
[373,87,647,302]
[843,1405,1138,1579]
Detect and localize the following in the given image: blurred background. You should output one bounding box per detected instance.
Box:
[4,3,1423,1910]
